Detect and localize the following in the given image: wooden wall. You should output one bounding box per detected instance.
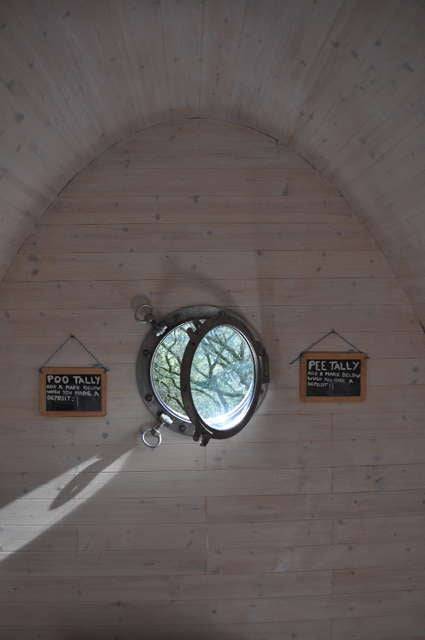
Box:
[1,1,425,326]
[1,119,425,639]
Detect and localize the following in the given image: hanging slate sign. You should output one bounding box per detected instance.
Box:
[300,352,367,402]
[39,367,107,416]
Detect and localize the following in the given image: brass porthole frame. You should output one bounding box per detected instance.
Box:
[136,305,269,445]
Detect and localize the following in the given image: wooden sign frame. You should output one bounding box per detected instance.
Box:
[299,351,367,403]
[39,367,107,416]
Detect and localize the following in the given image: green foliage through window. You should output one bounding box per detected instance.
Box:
[150,322,255,428]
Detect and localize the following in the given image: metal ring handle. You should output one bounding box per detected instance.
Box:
[141,427,162,448]
[134,304,154,324]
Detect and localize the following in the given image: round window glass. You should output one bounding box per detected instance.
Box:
[137,305,269,444]
[189,325,256,431]
[150,321,195,422]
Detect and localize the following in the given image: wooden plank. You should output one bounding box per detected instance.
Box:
[112,0,170,123]
[160,0,203,113]
[3,378,425,417]
[331,614,425,640]
[0,443,206,473]
[0,278,408,310]
[206,490,425,523]
[22,222,375,253]
[77,523,206,552]
[0,412,332,446]
[1,496,205,526]
[94,119,276,158]
[332,412,425,439]
[0,577,79,603]
[3,379,425,417]
[7,250,390,282]
[0,591,423,625]
[0,334,147,366]
[207,541,425,573]
[334,514,425,544]
[0,526,77,552]
[0,621,331,640]
[0,467,331,504]
[77,571,332,602]
[82,145,309,169]
[44,194,351,225]
[0,305,418,339]
[77,521,329,553]
[66,167,340,197]
[367,357,425,386]
[200,0,256,116]
[2,331,424,376]
[1,330,423,369]
[2,360,425,414]
[332,464,425,493]
[74,132,328,177]
[0,549,206,577]
[206,437,425,470]
[254,386,425,416]
[208,520,332,550]
[226,413,332,444]
[333,566,425,594]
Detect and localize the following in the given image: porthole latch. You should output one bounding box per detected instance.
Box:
[134,303,169,337]
[140,413,173,448]
[193,426,211,447]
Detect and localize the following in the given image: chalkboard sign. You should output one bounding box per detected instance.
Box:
[39,367,107,416]
[300,352,367,402]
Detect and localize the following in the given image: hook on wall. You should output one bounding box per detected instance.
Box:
[134,303,155,325]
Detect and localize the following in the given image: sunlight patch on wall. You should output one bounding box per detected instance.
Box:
[0,450,133,559]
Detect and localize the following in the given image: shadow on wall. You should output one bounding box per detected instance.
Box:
[49,438,136,510]
[0,435,136,560]
[133,252,240,311]
[0,423,138,513]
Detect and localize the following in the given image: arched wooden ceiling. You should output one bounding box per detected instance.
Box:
[1,0,425,319]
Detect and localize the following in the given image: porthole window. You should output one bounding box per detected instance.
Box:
[136,306,269,445]
[150,321,193,422]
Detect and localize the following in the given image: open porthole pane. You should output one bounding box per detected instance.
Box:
[150,321,195,422]
[137,305,268,443]
[189,325,256,431]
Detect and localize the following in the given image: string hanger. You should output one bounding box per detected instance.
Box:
[289,329,368,365]
[39,334,109,372]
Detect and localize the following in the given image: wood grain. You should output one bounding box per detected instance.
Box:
[0,118,424,639]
